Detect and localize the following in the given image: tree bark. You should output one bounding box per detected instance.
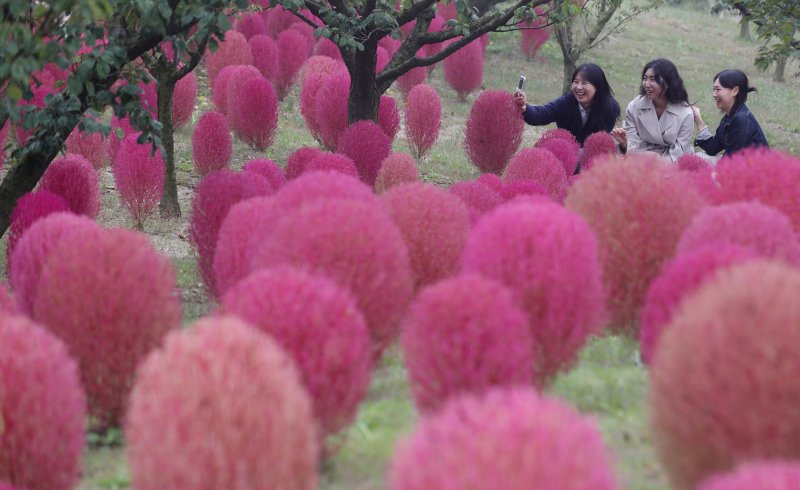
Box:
[739,18,750,39]
[348,38,380,123]
[773,53,787,82]
[156,70,180,218]
[555,25,578,93]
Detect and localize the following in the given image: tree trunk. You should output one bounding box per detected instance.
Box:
[348,38,380,124]
[156,70,180,218]
[555,24,578,94]
[774,54,787,83]
[739,18,750,40]
[0,150,61,234]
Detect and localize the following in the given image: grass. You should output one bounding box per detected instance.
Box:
[3,3,798,489]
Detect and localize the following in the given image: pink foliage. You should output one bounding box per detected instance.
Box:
[379,95,401,141]
[397,66,427,99]
[476,173,504,193]
[39,154,100,218]
[113,133,166,229]
[564,154,707,333]
[376,46,390,75]
[285,146,324,180]
[125,316,318,490]
[539,127,578,146]
[697,462,800,490]
[300,68,346,142]
[520,22,550,60]
[580,131,617,170]
[248,35,279,81]
[265,5,299,37]
[500,180,549,201]
[389,388,620,490]
[375,153,419,193]
[243,158,286,190]
[220,267,372,439]
[172,72,197,130]
[289,22,316,56]
[443,39,484,100]
[313,37,343,60]
[650,260,800,490]
[405,84,441,158]
[191,111,233,176]
[464,90,525,175]
[65,126,109,170]
[276,29,308,99]
[300,55,343,83]
[504,147,568,201]
[448,180,502,224]
[234,12,266,39]
[677,153,710,173]
[206,30,253,88]
[337,120,392,187]
[437,1,458,20]
[7,191,70,265]
[0,315,86,490]
[462,201,607,383]
[305,152,359,178]
[224,66,263,124]
[137,79,158,116]
[212,65,248,114]
[535,136,580,176]
[269,171,377,212]
[108,115,135,164]
[315,71,350,149]
[401,276,535,413]
[231,77,279,151]
[15,80,55,146]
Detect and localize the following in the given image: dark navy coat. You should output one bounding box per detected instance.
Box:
[521,92,620,146]
[695,103,769,156]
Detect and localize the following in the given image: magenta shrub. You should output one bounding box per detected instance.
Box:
[564,154,707,334]
[7,191,70,265]
[389,388,620,490]
[285,146,324,180]
[265,5,299,37]
[0,315,86,490]
[535,135,580,176]
[125,316,318,490]
[462,201,607,383]
[289,22,316,56]
[500,180,549,201]
[539,127,579,145]
[405,84,441,158]
[243,158,286,190]
[220,267,372,440]
[397,66,427,99]
[276,29,308,99]
[32,228,181,428]
[315,71,350,149]
[212,65,246,114]
[39,153,100,218]
[476,172,504,193]
[697,462,800,490]
[231,77,279,151]
[300,55,343,83]
[108,115,135,164]
[337,120,392,187]
[580,131,617,170]
[205,30,253,88]
[443,39,484,100]
[270,171,377,211]
[504,147,568,202]
[650,260,800,490]
[375,153,419,193]
[172,72,197,129]
[401,275,535,413]
[224,65,264,125]
[248,34,279,81]
[464,90,525,175]
[0,283,15,315]
[113,133,166,229]
[305,152,359,178]
[15,80,56,146]
[378,95,401,141]
[448,180,502,224]
[313,37,343,60]
[519,20,550,59]
[234,12,266,39]
[191,111,233,176]
[677,153,710,173]
[65,126,109,170]
[300,70,337,142]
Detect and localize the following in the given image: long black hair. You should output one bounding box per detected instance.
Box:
[639,58,690,106]
[715,69,756,114]
[571,63,621,125]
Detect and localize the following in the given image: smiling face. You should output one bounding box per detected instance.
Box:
[712,78,739,114]
[642,68,665,103]
[571,72,597,109]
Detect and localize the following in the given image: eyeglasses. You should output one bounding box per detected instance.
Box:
[711,87,729,94]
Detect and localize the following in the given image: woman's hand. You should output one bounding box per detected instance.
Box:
[513,91,527,113]
[691,105,706,131]
[611,127,627,152]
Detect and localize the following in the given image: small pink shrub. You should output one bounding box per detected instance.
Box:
[500,180,549,201]
[519,23,550,60]
[137,79,158,116]
[234,12,266,39]
[677,153,710,173]
[231,77,279,151]
[337,120,392,187]
[108,115,135,164]
[125,316,318,490]
[65,126,109,170]
[224,65,264,126]
[315,71,350,149]
[265,5,299,37]
[464,90,525,175]
[0,283,15,315]
[39,154,100,218]
[205,30,253,88]
[172,72,197,129]
[15,80,56,146]
[313,37,342,60]
[389,388,620,490]
[504,147,568,201]
[212,65,248,114]
[276,29,308,99]
[397,66,427,99]
[443,38,484,100]
[269,171,377,212]
[285,146,324,179]
[375,153,419,193]
[535,135,580,176]
[113,133,166,229]
[289,22,316,56]
[300,71,335,142]
[7,191,70,265]
[243,158,286,190]
[476,172,504,193]
[580,131,617,170]
[697,462,800,490]
[305,152,359,178]
[401,275,535,413]
[378,95,401,141]
[539,127,579,145]
[448,180,502,224]
[248,34,279,81]
[0,315,86,490]
[300,55,343,83]
[191,111,233,176]
[405,84,441,158]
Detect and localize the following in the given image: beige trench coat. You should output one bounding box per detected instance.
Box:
[622,95,695,162]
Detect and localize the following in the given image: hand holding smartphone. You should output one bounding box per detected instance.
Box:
[514,75,527,113]
[517,75,526,93]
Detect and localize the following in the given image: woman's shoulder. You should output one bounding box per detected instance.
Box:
[667,101,694,118]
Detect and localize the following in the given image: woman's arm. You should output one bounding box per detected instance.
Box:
[723,111,759,155]
[621,101,644,153]
[520,93,566,126]
[693,106,724,156]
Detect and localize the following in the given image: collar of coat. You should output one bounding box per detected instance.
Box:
[633,94,688,115]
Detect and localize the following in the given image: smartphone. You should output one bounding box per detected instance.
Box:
[517,75,526,92]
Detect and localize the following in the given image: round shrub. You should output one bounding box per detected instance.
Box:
[462,201,606,383]
[276,29,308,99]
[504,147,568,202]
[125,316,318,490]
[33,227,182,428]
[285,146,323,180]
[269,171,377,212]
[519,20,550,59]
[248,34,279,81]
[7,191,70,266]
[113,133,166,229]
[375,152,419,193]
[205,30,253,88]
[315,71,350,149]
[337,120,392,187]
[39,153,100,218]
[564,154,707,334]
[265,4,298,37]
[223,65,264,122]
[677,153,710,173]
[443,38,484,100]
[397,66,427,100]
[243,158,286,190]
[0,283,16,315]
[65,126,109,170]
[381,183,470,289]
[650,260,800,490]
[499,179,549,201]
[405,84,441,158]
[580,131,617,170]
[300,71,332,142]
[249,198,413,356]
[305,151,359,178]
[639,244,756,365]
[676,202,800,265]
[192,111,233,176]
[313,37,343,60]
[0,315,86,490]
[535,135,580,176]
[401,275,535,413]
[231,77,279,151]
[389,388,620,490]
[289,22,316,56]
[108,115,135,164]
[538,127,579,146]
[211,65,253,115]
[464,90,525,175]
[448,180,502,224]
[697,462,800,490]
[172,71,197,129]
[476,172,504,193]
[234,11,266,39]
[15,80,56,146]
[220,267,371,440]
[378,95,401,141]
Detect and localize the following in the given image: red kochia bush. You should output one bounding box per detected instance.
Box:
[191,111,233,176]
[224,65,264,123]
[7,191,70,265]
[172,72,197,129]
[448,180,502,224]
[500,180,549,201]
[375,153,419,193]
[313,37,343,60]
[269,171,377,212]
[234,12,266,39]
[205,30,253,88]
[535,135,580,176]
[0,284,15,314]
[125,316,318,490]
[677,153,710,173]
[676,202,800,265]
[462,201,606,383]
[639,244,756,365]
[337,120,392,187]
[0,315,86,490]
[697,462,800,490]
[39,154,100,218]
[401,275,535,413]
[397,66,427,99]
[315,71,350,149]
[248,34,279,82]
[285,146,324,179]
[464,90,525,175]
[113,134,166,229]
[305,152,359,178]
[276,29,308,99]
[519,19,550,60]
[389,388,620,490]
[211,65,249,115]
[650,260,800,490]
[443,38,484,100]
[249,198,413,357]
[405,84,441,158]
[300,71,333,142]
[65,126,109,170]
[504,147,568,202]
[33,228,181,428]
[580,131,617,170]
[381,183,471,290]
[265,4,299,37]
[243,158,286,190]
[231,77,279,151]
[378,95,401,141]
[220,267,372,440]
[565,154,707,334]
[108,115,135,164]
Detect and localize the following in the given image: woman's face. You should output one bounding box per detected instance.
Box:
[571,72,597,108]
[712,78,738,114]
[642,68,665,102]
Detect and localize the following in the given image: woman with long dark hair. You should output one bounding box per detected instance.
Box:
[692,69,768,157]
[612,58,695,162]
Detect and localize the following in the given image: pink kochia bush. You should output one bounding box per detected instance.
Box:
[0,315,86,490]
[504,147,568,202]
[389,388,620,490]
[404,84,441,158]
[462,201,606,383]
[113,134,166,229]
[464,90,525,175]
[649,260,800,490]
[305,152,359,178]
[697,462,800,490]
[191,111,233,176]
[378,95,401,141]
[381,183,471,290]
[580,131,616,170]
[231,77,279,151]
[443,38,484,100]
[6,191,69,265]
[535,135,580,176]
[448,180,502,224]
[205,30,253,88]
[243,158,286,190]
[32,228,182,428]
[519,18,550,59]
[639,244,756,365]
[565,154,707,334]
[65,126,109,170]
[220,267,372,440]
[285,146,323,180]
[675,202,800,265]
[337,120,392,187]
[276,29,308,99]
[315,71,350,149]
[401,275,535,413]
[38,154,100,218]
[172,72,197,129]
[249,198,413,357]
[375,153,419,193]
[125,316,318,490]
[224,65,263,121]
[248,34,279,81]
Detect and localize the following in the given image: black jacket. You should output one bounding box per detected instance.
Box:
[694,103,769,156]
[521,92,620,146]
